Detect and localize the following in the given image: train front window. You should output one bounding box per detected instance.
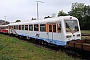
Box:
[65,20,79,33]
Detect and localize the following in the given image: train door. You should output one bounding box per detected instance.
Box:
[8,26,12,34]
[47,23,56,43]
[8,25,16,34]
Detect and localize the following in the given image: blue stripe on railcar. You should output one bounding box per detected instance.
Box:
[18,34,67,46]
[30,36,67,46]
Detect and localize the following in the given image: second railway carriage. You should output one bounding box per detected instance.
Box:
[8,16,81,46]
[0,25,8,34]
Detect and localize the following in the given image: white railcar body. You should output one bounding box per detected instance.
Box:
[7,16,81,46]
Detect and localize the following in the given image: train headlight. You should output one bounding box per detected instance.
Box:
[77,34,80,37]
[66,35,71,38]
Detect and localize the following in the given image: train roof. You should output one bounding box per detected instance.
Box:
[0,25,8,27]
[8,16,78,25]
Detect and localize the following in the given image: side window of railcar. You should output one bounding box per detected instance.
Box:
[22,25,24,30]
[9,26,11,29]
[15,25,18,30]
[19,25,21,30]
[34,24,38,31]
[29,25,33,31]
[40,24,46,32]
[49,25,52,32]
[11,26,13,29]
[25,25,28,30]
[58,22,61,32]
[14,26,15,29]
[6,26,8,29]
[53,24,56,32]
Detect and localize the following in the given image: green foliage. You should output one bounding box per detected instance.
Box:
[0,34,80,60]
[58,10,67,16]
[81,30,90,35]
[81,30,90,40]
[0,55,18,60]
[0,45,4,50]
[16,20,21,22]
[68,2,90,30]
[0,20,5,23]
[71,2,84,10]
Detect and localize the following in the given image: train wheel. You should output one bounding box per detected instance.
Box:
[41,41,44,45]
[38,40,41,44]
[19,36,22,38]
[44,41,48,46]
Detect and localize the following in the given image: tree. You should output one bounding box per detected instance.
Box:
[71,2,84,10]
[16,20,21,22]
[81,5,90,30]
[68,2,90,30]
[31,18,36,20]
[44,16,51,19]
[68,2,84,18]
[58,10,67,16]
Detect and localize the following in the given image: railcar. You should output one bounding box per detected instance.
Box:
[0,25,8,34]
[0,16,81,46]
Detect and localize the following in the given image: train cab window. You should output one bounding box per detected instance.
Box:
[34,24,38,31]
[40,24,46,32]
[19,25,21,30]
[53,25,56,32]
[65,20,79,32]
[49,25,52,32]
[58,22,61,33]
[22,25,24,30]
[29,25,33,31]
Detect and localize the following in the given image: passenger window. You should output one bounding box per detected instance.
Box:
[22,25,24,30]
[53,25,56,32]
[14,26,15,29]
[34,24,38,31]
[9,26,11,29]
[6,26,8,29]
[58,23,61,32]
[15,25,16,29]
[25,25,28,30]
[12,26,14,29]
[19,25,21,30]
[49,25,52,32]
[40,24,46,32]
[29,25,33,31]
[15,25,18,30]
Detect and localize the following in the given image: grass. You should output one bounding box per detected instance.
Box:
[81,30,90,40]
[81,30,90,35]
[0,34,80,60]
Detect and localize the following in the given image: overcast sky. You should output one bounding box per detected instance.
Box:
[0,0,89,22]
